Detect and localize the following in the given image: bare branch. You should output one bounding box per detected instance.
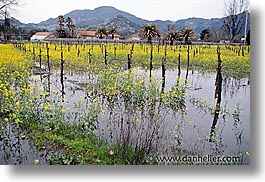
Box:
[223,0,249,42]
[0,0,19,10]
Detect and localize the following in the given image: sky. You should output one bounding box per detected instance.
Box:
[12,0,228,23]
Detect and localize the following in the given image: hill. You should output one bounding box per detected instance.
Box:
[16,6,249,37]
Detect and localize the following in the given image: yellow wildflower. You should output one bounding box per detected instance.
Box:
[34,159,40,164]
[15,118,23,123]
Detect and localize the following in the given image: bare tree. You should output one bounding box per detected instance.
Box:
[167,22,176,32]
[223,0,249,42]
[0,0,19,42]
[0,0,19,16]
[209,27,227,42]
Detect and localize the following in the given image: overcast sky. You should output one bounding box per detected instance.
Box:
[13,0,232,23]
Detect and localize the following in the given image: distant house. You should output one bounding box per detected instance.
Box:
[30,32,53,41]
[126,34,141,41]
[107,34,121,40]
[78,30,121,40]
[78,30,97,40]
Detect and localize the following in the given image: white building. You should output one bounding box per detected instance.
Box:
[78,30,98,40]
[78,30,121,40]
[31,32,53,41]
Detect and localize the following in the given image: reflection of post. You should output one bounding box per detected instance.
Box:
[209,47,223,142]
[187,46,190,66]
[185,60,189,85]
[60,51,65,101]
[161,57,166,93]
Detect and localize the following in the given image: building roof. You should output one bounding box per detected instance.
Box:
[78,30,121,38]
[78,30,96,37]
[33,32,53,36]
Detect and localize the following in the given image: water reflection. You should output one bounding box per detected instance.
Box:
[0,122,46,165]
[185,60,190,85]
[60,51,65,101]
[61,72,65,101]
[161,57,166,93]
[209,49,223,142]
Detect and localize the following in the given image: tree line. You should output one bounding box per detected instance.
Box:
[139,23,195,45]
[54,15,195,45]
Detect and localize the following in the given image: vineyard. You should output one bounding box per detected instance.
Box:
[0,42,250,165]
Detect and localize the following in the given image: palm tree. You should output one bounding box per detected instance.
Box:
[58,15,65,30]
[180,28,195,44]
[66,17,75,38]
[96,26,108,39]
[108,26,118,39]
[56,15,66,38]
[139,23,160,44]
[166,30,180,46]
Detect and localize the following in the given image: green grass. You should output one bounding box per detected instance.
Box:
[24,120,127,165]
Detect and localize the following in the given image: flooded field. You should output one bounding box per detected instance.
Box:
[0,43,250,164]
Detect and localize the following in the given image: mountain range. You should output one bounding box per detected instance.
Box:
[15,6,249,37]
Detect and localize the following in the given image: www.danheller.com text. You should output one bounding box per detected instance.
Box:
[147,154,243,164]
